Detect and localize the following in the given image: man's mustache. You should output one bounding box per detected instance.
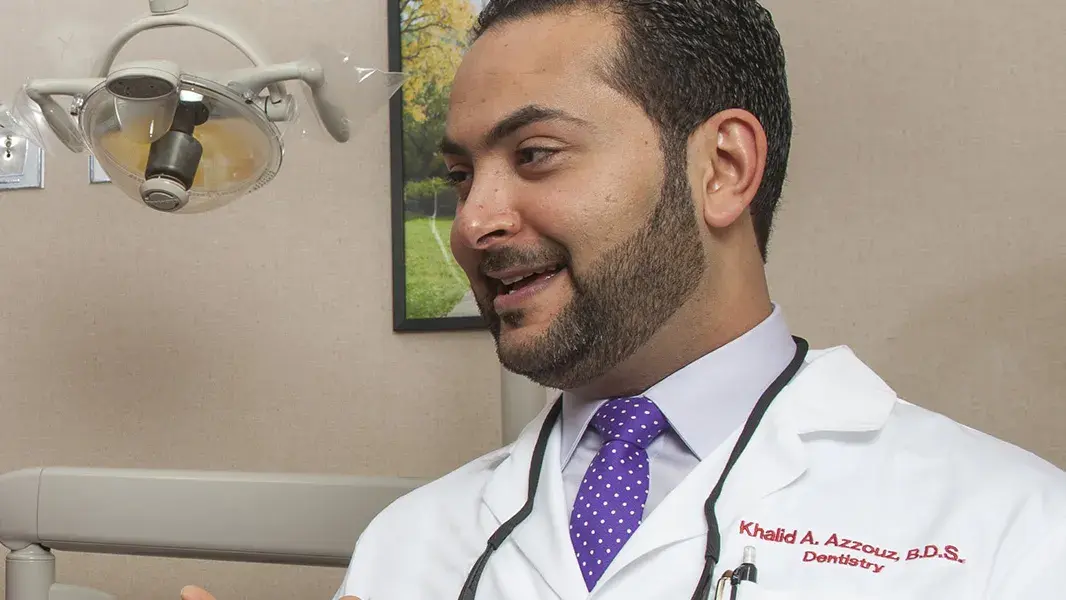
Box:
[478,244,569,276]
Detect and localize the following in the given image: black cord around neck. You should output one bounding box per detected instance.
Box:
[460,336,809,600]
[690,336,809,600]
[459,398,563,600]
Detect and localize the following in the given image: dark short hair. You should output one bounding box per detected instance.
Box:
[471,0,792,261]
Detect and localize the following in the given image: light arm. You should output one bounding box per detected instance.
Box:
[21,79,102,153]
[90,12,288,103]
[220,60,353,143]
[0,467,424,566]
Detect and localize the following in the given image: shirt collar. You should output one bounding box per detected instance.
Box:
[559,303,797,466]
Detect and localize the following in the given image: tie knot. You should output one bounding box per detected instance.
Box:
[591,396,668,449]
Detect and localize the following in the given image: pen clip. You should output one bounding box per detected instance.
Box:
[713,569,733,600]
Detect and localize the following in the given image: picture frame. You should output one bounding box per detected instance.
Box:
[388,0,487,332]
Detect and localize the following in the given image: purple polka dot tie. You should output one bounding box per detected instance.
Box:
[569,396,669,590]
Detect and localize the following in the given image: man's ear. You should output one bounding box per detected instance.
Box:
[689,109,768,230]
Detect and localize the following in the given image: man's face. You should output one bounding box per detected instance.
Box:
[444,10,705,389]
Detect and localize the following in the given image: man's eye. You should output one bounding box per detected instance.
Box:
[446,170,471,185]
[516,147,557,166]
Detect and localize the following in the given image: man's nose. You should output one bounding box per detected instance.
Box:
[452,182,522,251]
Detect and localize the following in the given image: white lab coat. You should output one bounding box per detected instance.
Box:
[334,346,1066,599]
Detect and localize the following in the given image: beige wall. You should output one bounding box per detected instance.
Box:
[0,0,1062,598]
[761,0,1065,467]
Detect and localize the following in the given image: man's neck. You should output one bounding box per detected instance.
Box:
[566,289,774,401]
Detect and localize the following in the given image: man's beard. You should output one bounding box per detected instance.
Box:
[474,150,705,390]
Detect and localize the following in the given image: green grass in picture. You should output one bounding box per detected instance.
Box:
[404,216,470,319]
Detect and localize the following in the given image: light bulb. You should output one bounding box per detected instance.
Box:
[106,67,181,143]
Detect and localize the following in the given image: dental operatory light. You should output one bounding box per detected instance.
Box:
[7,0,405,213]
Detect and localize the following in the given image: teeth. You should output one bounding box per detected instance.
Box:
[499,266,557,286]
[499,267,564,295]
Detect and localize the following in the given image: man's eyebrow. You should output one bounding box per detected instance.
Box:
[439,104,591,157]
[439,136,467,157]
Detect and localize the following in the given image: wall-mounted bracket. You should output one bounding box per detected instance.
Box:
[0,135,45,191]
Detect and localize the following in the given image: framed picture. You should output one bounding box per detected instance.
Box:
[389,0,487,332]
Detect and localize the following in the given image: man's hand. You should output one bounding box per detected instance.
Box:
[180,585,360,600]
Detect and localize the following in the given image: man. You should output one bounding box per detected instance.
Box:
[184,1,1066,598]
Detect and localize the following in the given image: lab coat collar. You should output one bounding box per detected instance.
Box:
[482,344,897,598]
[781,345,899,435]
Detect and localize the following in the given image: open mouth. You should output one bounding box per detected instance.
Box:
[493,263,566,297]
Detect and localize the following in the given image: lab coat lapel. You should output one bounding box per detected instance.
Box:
[482,402,587,600]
